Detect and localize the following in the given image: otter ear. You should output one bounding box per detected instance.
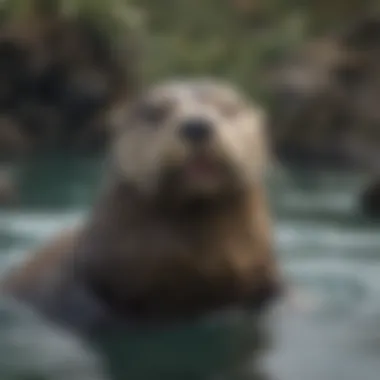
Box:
[107,99,132,134]
[108,96,149,137]
[251,105,276,176]
[110,94,171,133]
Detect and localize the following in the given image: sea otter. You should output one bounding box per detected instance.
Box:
[1,78,283,379]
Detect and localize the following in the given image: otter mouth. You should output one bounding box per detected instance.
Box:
[183,155,222,180]
[157,154,238,203]
[181,155,227,191]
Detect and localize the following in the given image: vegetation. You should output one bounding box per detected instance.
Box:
[131,0,380,100]
[0,0,142,157]
[0,0,378,100]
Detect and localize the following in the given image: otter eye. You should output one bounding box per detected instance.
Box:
[136,101,171,125]
[219,102,241,119]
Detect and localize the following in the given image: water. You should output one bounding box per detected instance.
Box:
[0,297,108,380]
[1,155,380,380]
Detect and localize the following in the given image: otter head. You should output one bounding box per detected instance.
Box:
[113,78,269,203]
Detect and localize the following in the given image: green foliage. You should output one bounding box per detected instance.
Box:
[1,0,379,101]
[0,0,144,45]
[128,0,307,98]
[131,0,380,101]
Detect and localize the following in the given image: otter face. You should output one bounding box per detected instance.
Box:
[113,78,269,200]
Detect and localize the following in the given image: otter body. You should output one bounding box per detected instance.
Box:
[2,180,278,331]
[1,78,281,379]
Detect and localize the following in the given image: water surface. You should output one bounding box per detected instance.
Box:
[1,155,380,380]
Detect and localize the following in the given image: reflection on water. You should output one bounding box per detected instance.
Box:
[0,297,108,380]
[1,156,380,380]
[265,170,380,380]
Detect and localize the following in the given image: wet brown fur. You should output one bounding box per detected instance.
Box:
[1,228,80,296]
[2,179,280,323]
[1,79,281,326]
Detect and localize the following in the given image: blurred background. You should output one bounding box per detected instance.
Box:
[1,0,380,379]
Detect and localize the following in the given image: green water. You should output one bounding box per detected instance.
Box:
[1,155,380,380]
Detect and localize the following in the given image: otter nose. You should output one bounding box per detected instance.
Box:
[179,118,213,144]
